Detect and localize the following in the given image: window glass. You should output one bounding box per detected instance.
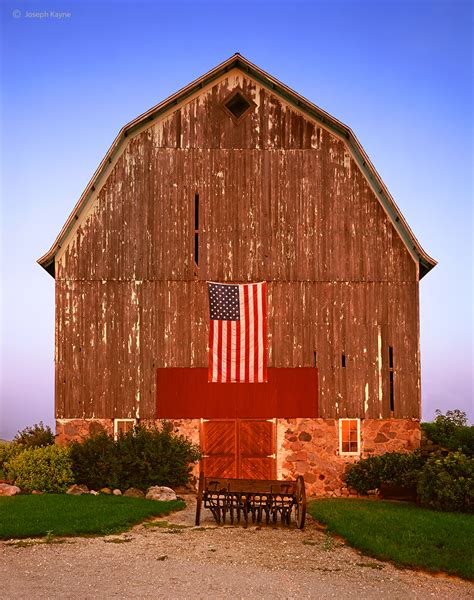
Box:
[340,419,360,454]
[114,419,135,439]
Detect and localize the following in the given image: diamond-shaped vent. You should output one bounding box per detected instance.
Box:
[224,91,252,120]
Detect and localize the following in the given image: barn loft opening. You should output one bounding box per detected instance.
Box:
[223,90,252,121]
[389,346,394,412]
[194,193,199,266]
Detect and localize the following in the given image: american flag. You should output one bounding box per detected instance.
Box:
[207,282,267,383]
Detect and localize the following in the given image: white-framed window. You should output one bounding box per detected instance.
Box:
[339,418,361,455]
[114,419,136,440]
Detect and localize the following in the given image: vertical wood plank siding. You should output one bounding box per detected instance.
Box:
[55,73,419,421]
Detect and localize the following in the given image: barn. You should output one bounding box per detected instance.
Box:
[38,54,436,496]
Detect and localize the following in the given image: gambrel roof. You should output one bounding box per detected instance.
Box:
[38,53,436,278]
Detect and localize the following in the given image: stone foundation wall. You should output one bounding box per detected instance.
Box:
[56,418,200,445]
[56,418,114,445]
[56,417,420,497]
[166,419,201,481]
[277,418,420,497]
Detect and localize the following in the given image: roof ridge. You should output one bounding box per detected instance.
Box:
[37,54,436,278]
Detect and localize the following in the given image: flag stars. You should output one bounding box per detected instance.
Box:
[209,283,240,320]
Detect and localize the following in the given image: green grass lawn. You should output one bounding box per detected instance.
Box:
[308,499,474,581]
[0,494,185,539]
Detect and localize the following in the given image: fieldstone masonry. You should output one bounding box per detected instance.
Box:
[56,417,420,497]
[277,418,420,497]
[56,418,113,444]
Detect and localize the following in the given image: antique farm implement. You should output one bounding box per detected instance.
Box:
[195,474,306,529]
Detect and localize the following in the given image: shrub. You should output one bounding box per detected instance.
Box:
[417,451,474,513]
[114,422,198,490]
[344,451,426,494]
[434,409,468,427]
[421,410,474,457]
[344,455,384,494]
[13,421,54,448]
[69,422,201,491]
[69,432,118,491]
[0,443,24,481]
[7,445,74,493]
[378,451,426,487]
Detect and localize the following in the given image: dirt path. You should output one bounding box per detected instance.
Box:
[2,495,472,599]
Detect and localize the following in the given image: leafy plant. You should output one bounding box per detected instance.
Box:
[417,451,473,513]
[344,455,384,494]
[13,422,54,448]
[344,451,425,494]
[434,409,468,427]
[7,445,74,493]
[114,422,201,490]
[69,421,201,491]
[69,432,118,491]
[0,443,24,481]
[421,410,473,456]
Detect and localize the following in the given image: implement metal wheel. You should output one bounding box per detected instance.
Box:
[195,472,205,526]
[295,475,306,529]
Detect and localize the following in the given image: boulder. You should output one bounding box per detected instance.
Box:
[90,490,99,496]
[146,486,177,501]
[100,487,112,495]
[0,483,20,497]
[31,490,43,495]
[112,489,122,496]
[124,487,145,499]
[66,484,89,495]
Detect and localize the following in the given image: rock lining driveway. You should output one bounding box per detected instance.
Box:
[2,495,472,599]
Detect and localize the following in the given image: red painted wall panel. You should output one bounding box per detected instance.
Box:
[156,368,318,418]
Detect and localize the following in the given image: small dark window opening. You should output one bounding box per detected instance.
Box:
[389,346,394,412]
[224,92,251,120]
[313,351,317,368]
[342,353,346,368]
[194,193,199,266]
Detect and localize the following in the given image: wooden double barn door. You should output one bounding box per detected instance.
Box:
[201,419,276,479]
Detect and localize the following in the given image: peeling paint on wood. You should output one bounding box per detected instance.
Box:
[54,73,421,422]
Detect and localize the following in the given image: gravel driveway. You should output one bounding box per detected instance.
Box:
[2,495,472,599]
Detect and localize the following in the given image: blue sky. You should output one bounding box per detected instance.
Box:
[0,0,472,439]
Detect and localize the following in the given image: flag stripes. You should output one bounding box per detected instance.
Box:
[208,282,267,383]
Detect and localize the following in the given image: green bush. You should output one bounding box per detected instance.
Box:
[0,443,24,481]
[422,410,474,456]
[13,421,54,448]
[344,451,426,494]
[378,451,426,487]
[417,451,474,513]
[115,422,201,490]
[7,445,74,493]
[344,455,384,494]
[68,432,118,491]
[1,421,55,481]
[69,422,201,491]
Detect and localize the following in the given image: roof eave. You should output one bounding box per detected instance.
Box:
[37,52,437,279]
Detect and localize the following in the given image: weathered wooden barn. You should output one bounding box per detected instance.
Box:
[38,54,436,496]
